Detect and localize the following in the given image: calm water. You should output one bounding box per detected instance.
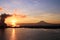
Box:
[0,28,60,40]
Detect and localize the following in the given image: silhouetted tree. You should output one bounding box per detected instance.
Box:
[0,13,11,28]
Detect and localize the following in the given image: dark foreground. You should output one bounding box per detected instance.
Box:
[0,25,60,29]
[0,28,60,40]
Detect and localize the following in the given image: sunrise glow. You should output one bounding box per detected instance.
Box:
[11,19,17,27]
[0,0,60,27]
[5,14,20,27]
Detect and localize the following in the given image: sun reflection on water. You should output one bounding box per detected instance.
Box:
[10,29,16,40]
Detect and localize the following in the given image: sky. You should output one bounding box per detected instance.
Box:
[0,0,60,24]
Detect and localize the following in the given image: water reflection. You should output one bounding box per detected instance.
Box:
[5,28,16,40]
[0,28,60,40]
[10,29,16,40]
[0,29,5,40]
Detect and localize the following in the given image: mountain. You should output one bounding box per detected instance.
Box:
[20,21,60,26]
[20,21,60,28]
[38,21,47,24]
[20,21,51,27]
[36,21,51,26]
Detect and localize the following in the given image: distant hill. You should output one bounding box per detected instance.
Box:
[37,21,51,26]
[20,21,60,28]
[38,21,47,24]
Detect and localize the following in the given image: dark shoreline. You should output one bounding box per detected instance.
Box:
[0,26,60,29]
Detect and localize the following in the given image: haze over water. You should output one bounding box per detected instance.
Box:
[0,28,60,40]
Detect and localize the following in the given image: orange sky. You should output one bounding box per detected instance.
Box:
[0,7,60,24]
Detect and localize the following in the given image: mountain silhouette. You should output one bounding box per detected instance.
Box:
[37,21,52,26]
[38,21,48,24]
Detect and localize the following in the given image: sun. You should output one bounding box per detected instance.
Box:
[5,15,19,27]
[5,13,26,27]
[11,19,17,27]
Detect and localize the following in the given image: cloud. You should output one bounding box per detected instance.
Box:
[0,7,3,11]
